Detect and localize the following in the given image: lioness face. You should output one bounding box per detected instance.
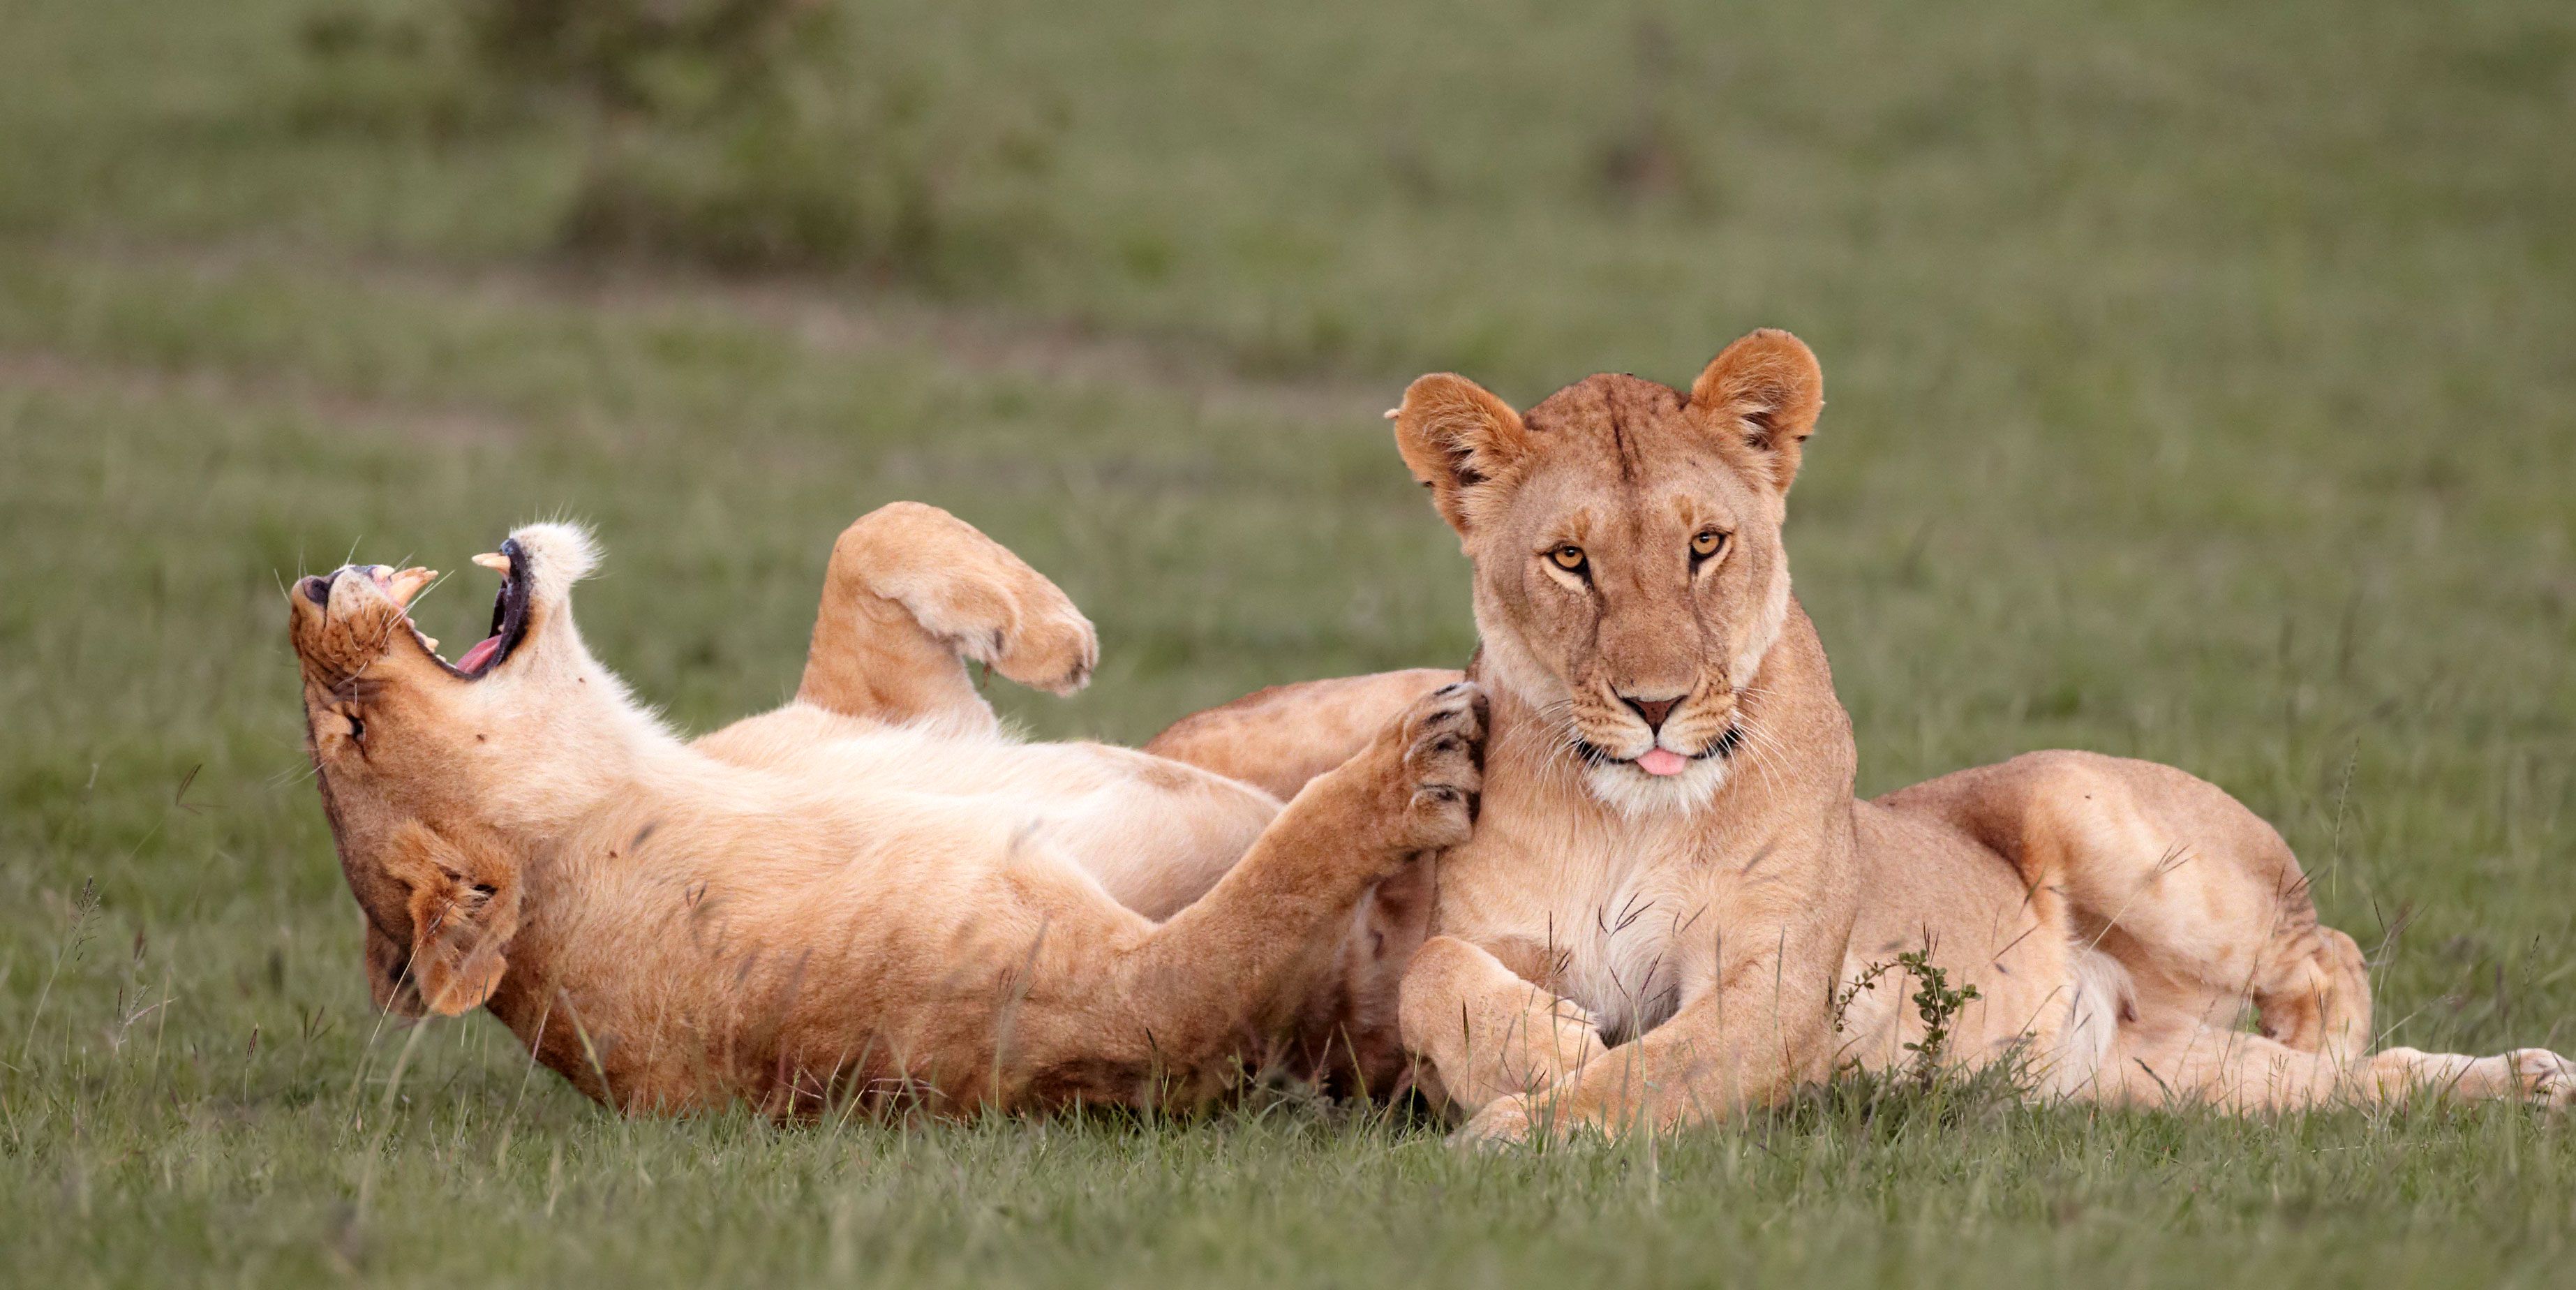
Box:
[1393,329,1824,815]
[286,524,606,1012]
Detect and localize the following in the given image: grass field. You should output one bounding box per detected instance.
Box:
[5,0,2575,1284]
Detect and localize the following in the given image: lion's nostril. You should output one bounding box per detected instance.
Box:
[300,573,336,607]
[1622,695,1680,732]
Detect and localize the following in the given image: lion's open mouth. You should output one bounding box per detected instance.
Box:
[334,538,532,679]
[444,538,532,677]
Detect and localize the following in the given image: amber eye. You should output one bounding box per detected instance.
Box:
[1691,530,1727,561]
[1550,544,1587,572]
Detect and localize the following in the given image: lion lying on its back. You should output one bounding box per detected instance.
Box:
[289,504,1481,1118]
[1149,328,2575,1142]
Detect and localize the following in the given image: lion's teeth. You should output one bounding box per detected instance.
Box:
[472,552,509,574]
[385,566,437,608]
[419,635,440,652]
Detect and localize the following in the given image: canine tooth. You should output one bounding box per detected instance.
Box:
[472,552,510,574]
[419,635,440,652]
[385,565,437,608]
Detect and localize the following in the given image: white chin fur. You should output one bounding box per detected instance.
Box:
[1584,753,1729,818]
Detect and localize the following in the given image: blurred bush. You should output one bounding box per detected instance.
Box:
[463,0,828,121]
[295,0,1054,276]
[293,1,514,138]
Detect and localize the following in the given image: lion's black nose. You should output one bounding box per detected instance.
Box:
[299,572,338,606]
[1621,694,1680,732]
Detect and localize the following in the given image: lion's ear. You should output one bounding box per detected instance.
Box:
[380,820,522,1016]
[1690,329,1824,494]
[1392,373,1535,537]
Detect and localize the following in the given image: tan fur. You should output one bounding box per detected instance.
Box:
[1145,669,1465,803]
[288,503,1483,1118]
[1154,329,2576,1141]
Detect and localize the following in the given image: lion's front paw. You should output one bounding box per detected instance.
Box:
[1390,681,1486,853]
[1450,1092,1540,1149]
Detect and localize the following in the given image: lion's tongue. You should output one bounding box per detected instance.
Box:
[456,635,502,674]
[1637,748,1688,777]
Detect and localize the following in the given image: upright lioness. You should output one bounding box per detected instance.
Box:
[289,503,1480,1117]
[1150,329,2575,1142]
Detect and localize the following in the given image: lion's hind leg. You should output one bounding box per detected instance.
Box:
[2108,1023,2576,1110]
[1931,752,2576,1112]
[2247,923,2369,1062]
[797,502,1099,727]
[1888,750,2372,1062]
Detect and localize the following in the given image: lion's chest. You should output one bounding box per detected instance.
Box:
[1431,822,1721,1045]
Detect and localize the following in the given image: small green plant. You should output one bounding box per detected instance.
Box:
[1831,948,1983,1092]
[1830,958,1891,1033]
[1893,949,1980,1088]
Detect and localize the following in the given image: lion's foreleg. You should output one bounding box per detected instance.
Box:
[1398,935,1609,1113]
[1454,899,1847,1145]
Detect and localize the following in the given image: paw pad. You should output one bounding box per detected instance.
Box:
[1396,683,1487,849]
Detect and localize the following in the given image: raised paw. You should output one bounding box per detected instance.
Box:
[814,501,1101,708]
[1390,681,1487,852]
[983,591,1099,697]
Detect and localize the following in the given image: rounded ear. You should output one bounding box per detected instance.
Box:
[1392,373,1535,537]
[380,821,523,1016]
[1689,329,1824,493]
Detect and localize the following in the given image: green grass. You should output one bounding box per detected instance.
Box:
[5,0,2575,1284]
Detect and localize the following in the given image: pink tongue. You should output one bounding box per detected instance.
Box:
[455,636,502,674]
[1637,748,1688,777]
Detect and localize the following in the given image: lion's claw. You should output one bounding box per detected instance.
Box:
[1392,682,1486,852]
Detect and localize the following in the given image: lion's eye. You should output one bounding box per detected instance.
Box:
[1691,530,1727,561]
[1550,545,1587,572]
[345,712,366,742]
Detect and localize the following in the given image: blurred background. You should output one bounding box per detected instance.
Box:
[3,0,2573,1282]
